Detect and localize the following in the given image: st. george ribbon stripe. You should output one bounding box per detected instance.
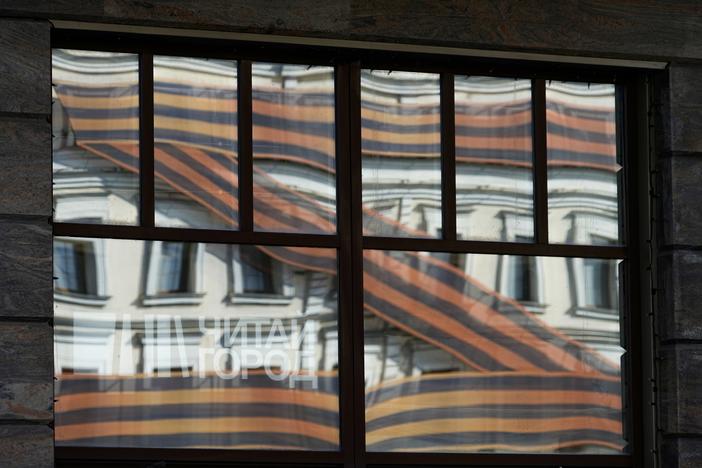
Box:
[365,405,623,432]
[380,251,621,376]
[364,254,574,373]
[55,77,618,173]
[364,372,621,407]
[367,429,623,452]
[54,432,339,451]
[56,402,340,428]
[52,65,624,452]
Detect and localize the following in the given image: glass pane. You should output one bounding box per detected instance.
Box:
[362,70,441,238]
[54,238,339,450]
[52,49,140,225]
[364,250,624,454]
[455,76,533,241]
[252,63,336,234]
[154,56,238,229]
[547,81,621,245]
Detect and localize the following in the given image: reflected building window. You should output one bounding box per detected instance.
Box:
[498,214,544,312]
[501,251,543,313]
[55,239,91,295]
[54,238,108,306]
[144,241,204,305]
[570,256,620,320]
[158,242,195,294]
[230,245,294,304]
[506,253,538,303]
[583,258,618,310]
[241,247,276,294]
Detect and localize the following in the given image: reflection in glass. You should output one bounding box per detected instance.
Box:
[363,250,624,454]
[240,246,276,294]
[362,70,441,238]
[154,56,238,229]
[454,77,533,241]
[505,254,538,303]
[54,238,339,450]
[547,82,621,245]
[583,258,618,310]
[156,242,196,294]
[52,49,140,225]
[252,63,336,234]
[54,239,95,296]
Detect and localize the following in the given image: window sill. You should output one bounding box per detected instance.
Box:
[520,301,548,314]
[142,293,205,306]
[572,305,619,321]
[229,293,294,305]
[54,291,111,307]
[500,300,547,314]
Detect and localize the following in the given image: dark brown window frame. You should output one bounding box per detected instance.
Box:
[52,27,649,468]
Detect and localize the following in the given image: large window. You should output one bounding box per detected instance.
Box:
[52,31,643,467]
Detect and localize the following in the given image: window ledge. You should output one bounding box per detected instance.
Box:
[229,294,294,305]
[500,301,547,315]
[142,293,205,306]
[54,292,111,307]
[572,306,619,321]
[520,301,548,315]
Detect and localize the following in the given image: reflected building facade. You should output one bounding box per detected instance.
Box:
[52,50,624,453]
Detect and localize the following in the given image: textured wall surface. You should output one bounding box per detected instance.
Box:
[656,61,702,468]
[2,1,702,61]
[1,2,701,467]
[0,18,53,468]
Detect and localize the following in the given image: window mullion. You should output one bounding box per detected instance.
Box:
[440,73,457,241]
[139,51,155,227]
[348,61,368,468]
[335,61,358,467]
[238,60,254,232]
[532,78,548,244]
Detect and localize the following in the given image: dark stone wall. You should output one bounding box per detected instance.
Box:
[0,17,54,468]
[0,2,701,467]
[2,1,702,61]
[655,61,702,468]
